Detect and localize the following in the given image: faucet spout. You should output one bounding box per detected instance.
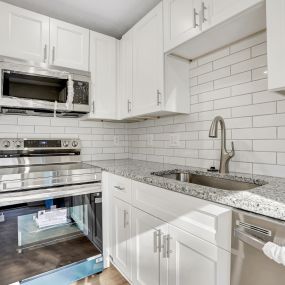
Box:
[209,116,235,174]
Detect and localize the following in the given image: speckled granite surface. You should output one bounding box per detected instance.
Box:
[88,159,285,221]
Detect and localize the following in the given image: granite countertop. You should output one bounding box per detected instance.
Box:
[88,159,285,221]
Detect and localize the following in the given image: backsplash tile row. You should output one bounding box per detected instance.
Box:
[128,31,285,178]
[0,115,129,161]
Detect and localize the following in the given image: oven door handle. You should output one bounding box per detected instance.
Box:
[234,228,266,251]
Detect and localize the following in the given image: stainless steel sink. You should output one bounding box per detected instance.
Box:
[155,172,262,191]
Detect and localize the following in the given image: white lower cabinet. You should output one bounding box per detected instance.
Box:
[111,197,132,280]
[131,207,168,285]
[106,173,231,285]
[168,225,231,285]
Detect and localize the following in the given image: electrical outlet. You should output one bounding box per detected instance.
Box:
[114,136,120,146]
[147,134,154,146]
[169,134,180,147]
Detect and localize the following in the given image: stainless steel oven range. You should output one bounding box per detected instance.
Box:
[0,138,102,285]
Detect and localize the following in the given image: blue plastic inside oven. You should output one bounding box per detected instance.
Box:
[20,255,103,285]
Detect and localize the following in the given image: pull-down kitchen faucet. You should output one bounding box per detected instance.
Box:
[209,116,235,174]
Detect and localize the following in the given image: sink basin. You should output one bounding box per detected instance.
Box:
[154,172,262,191]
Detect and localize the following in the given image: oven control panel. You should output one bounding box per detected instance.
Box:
[0,138,81,151]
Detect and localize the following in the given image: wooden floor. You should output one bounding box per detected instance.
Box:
[72,265,129,285]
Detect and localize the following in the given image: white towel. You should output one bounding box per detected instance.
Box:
[262,241,285,266]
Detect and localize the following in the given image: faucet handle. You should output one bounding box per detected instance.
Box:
[229,141,235,157]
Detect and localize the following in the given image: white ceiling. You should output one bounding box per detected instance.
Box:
[1,0,161,38]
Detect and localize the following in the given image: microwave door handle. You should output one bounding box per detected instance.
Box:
[234,228,266,251]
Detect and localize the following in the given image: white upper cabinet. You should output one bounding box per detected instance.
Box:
[0,1,49,63]
[164,0,266,58]
[118,30,133,119]
[132,2,164,117]
[50,19,89,71]
[89,31,118,119]
[163,0,201,52]
[203,0,264,30]
[266,0,285,91]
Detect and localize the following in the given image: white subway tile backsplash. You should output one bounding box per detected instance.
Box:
[253,114,285,127]
[214,94,252,109]
[230,31,266,53]
[198,67,230,84]
[277,101,285,113]
[191,81,214,95]
[232,78,267,96]
[232,102,276,118]
[198,47,230,66]
[190,62,212,77]
[252,42,267,57]
[191,101,213,113]
[0,115,128,161]
[214,71,251,89]
[253,140,285,152]
[214,49,251,70]
[231,55,267,75]
[252,91,285,104]
[252,66,267,81]
[198,87,231,102]
[253,164,285,178]
[232,127,276,140]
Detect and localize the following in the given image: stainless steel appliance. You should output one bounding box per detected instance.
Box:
[0,56,90,117]
[0,138,103,285]
[231,210,285,285]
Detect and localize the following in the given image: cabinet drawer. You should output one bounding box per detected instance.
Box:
[132,181,232,251]
[109,174,132,203]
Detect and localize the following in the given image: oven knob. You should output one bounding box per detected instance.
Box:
[14,140,22,148]
[72,141,79,148]
[62,141,69,147]
[2,140,11,148]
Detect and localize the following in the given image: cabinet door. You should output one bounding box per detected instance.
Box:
[111,197,132,280]
[203,0,263,30]
[50,19,89,71]
[167,225,231,285]
[266,0,285,91]
[89,31,118,119]
[132,3,164,117]
[132,207,167,285]
[163,0,201,52]
[0,1,49,63]
[118,31,133,119]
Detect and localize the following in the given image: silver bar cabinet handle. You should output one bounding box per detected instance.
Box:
[123,210,128,228]
[43,44,47,63]
[200,2,207,24]
[193,8,199,28]
[156,90,161,106]
[92,101,95,113]
[52,46,55,64]
[163,234,171,258]
[153,230,161,253]
[114,185,125,191]
[127,99,131,113]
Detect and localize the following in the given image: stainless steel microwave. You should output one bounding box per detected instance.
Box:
[0,57,91,117]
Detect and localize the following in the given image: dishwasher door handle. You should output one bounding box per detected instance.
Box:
[234,228,266,251]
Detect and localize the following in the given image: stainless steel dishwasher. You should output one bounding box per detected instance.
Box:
[231,210,285,285]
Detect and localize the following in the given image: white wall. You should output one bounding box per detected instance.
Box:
[0,115,128,161]
[128,31,285,178]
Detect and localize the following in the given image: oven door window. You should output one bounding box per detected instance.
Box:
[2,71,68,103]
[0,194,102,285]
